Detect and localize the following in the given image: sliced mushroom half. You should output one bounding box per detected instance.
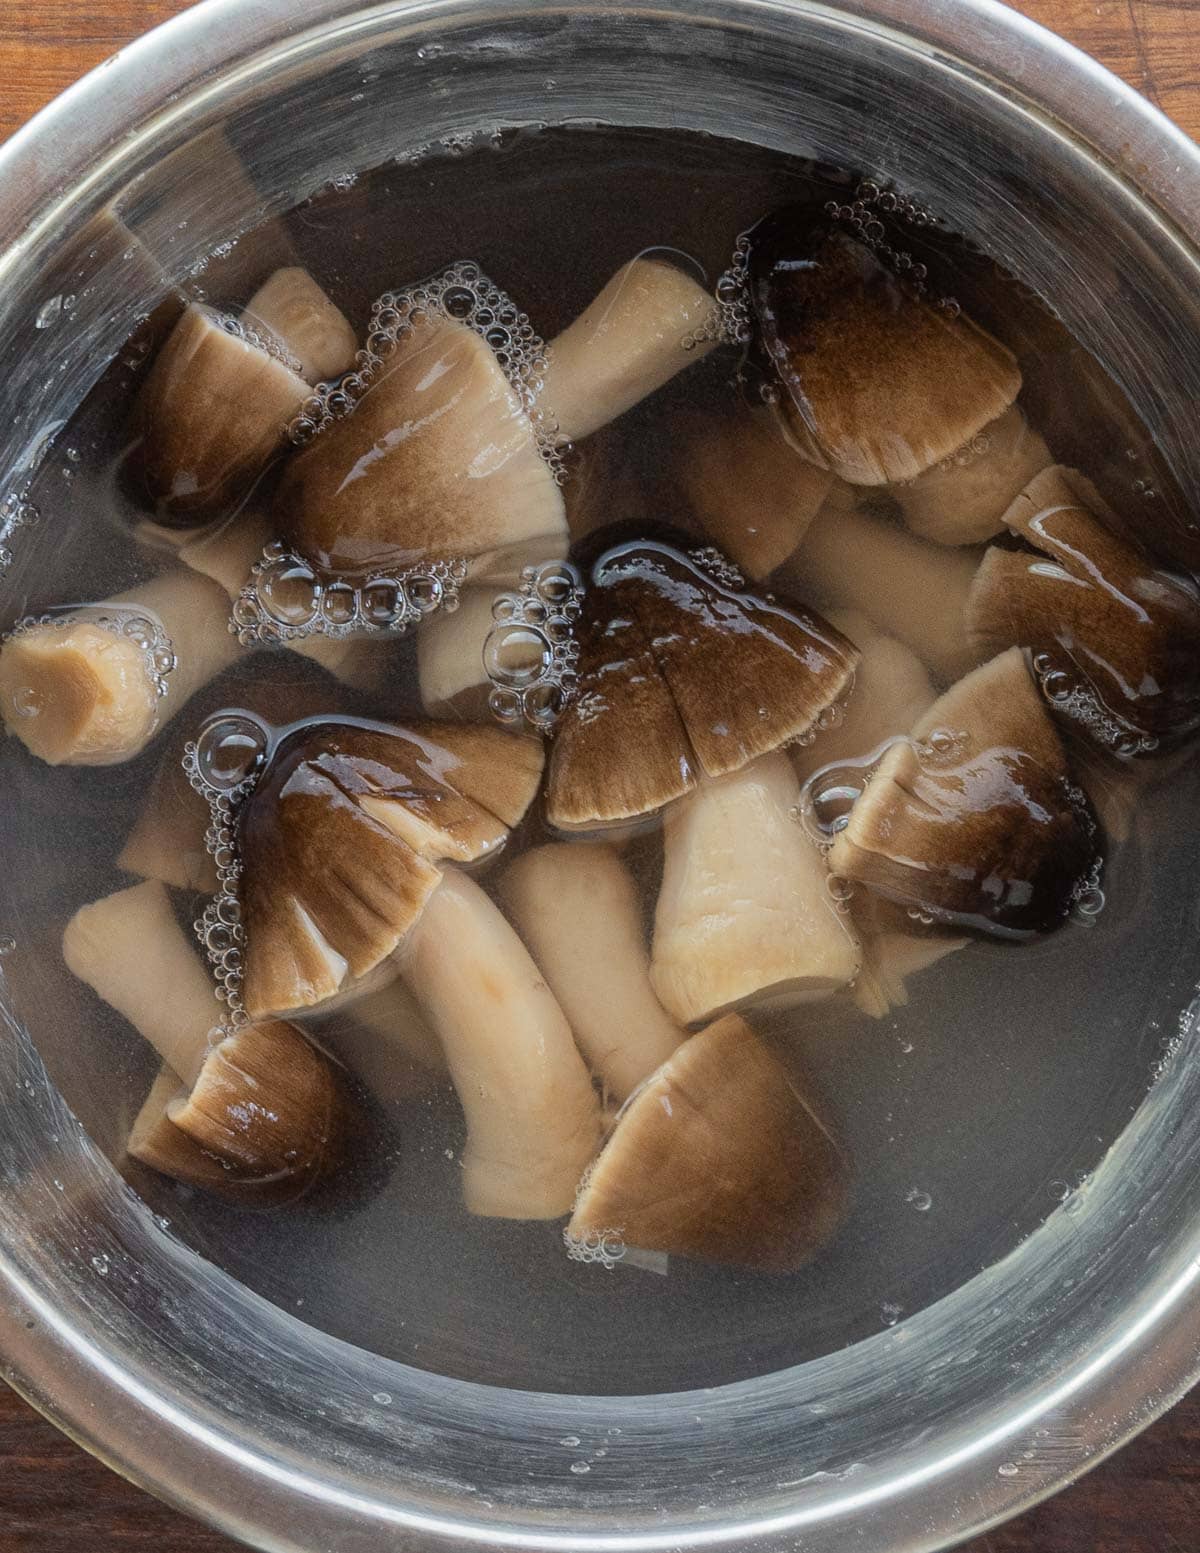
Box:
[501,843,686,1103]
[569,1014,845,1272]
[749,206,1021,485]
[399,868,603,1219]
[829,647,1098,939]
[239,717,543,1018]
[545,535,858,832]
[651,752,861,1026]
[63,879,346,1201]
[966,465,1200,755]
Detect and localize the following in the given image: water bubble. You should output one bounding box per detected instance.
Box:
[35,295,64,329]
[570,1462,591,1476]
[321,583,358,627]
[11,685,40,718]
[523,682,564,727]
[258,559,321,628]
[881,1302,903,1328]
[906,907,936,927]
[488,686,524,724]
[905,1188,932,1213]
[484,623,552,688]
[998,1462,1019,1478]
[405,574,443,615]
[194,713,269,792]
[0,936,14,955]
[559,1435,581,1448]
[362,581,402,627]
[373,1392,393,1406]
[91,1254,110,1276]
[444,286,475,319]
[1042,669,1073,703]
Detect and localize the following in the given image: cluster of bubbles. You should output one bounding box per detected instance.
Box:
[485,561,584,730]
[231,540,467,645]
[1069,856,1107,924]
[915,726,969,766]
[216,310,304,377]
[688,545,745,591]
[1032,651,1158,756]
[7,604,176,698]
[184,712,273,1030]
[705,233,754,350]
[825,180,960,316]
[285,260,571,487]
[563,1226,627,1269]
[905,1187,933,1213]
[0,489,38,577]
[932,427,995,475]
[825,873,856,916]
[792,696,849,752]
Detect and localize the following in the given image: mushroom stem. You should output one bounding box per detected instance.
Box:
[243,267,358,385]
[501,844,686,1104]
[781,497,981,683]
[398,869,602,1219]
[542,255,719,445]
[417,586,499,718]
[651,752,861,1027]
[63,880,221,1088]
[343,975,450,1079]
[0,567,241,766]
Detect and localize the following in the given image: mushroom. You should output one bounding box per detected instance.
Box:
[276,313,569,579]
[568,1014,845,1272]
[781,497,981,682]
[135,271,354,523]
[651,751,861,1026]
[545,535,858,832]
[501,844,686,1103]
[675,402,834,579]
[965,465,1200,755]
[399,868,603,1219]
[242,267,359,385]
[748,205,1021,485]
[239,717,544,1018]
[339,976,450,1087]
[63,879,346,1201]
[829,648,1098,939]
[540,253,719,444]
[892,403,1052,546]
[417,587,502,719]
[0,567,241,766]
[846,893,968,1020]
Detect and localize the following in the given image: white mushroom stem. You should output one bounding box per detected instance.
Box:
[502,844,686,1103]
[651,752,861,1028]
[781,494,981,683]
[892,404,1053,547]
[243,267,358,385]
[417,586,497,718]
[398,869,602,1219]
[0,567,241,766]
[542,255,719,444]
[63,880,221,1089]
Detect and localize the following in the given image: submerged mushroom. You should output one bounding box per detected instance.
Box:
[501,844,686,1103]
[651,752,861,1027]
[749,205,1021,485]
[136,268,356,523]
[540,253,719,444]
[63,879,346,1201]
[399,868,602,1218]
[568,1014,845,1272]
[546,535,858,832]
[829,648,1098,939]
[893,403,1052,546]
[0,567,241,766]
[846,893,968,1020]
[238,717,544,1017]
[781,497,981,682]
[966,465,1200,755]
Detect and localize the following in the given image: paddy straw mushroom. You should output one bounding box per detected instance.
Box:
[238,717,544,1018]
[136,269,357,523]
[748,204,1021,486]
[399,868,603,1219]
[63,880,346,1201]
[0,566,241,766]
[501,844,685,1103]
[569,1014,845,1271]
[545,535,859,832]
[829,648,1098,939]
[966,465,1200,755]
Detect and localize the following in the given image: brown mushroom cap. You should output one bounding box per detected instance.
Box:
[966,465,1200,754]
[568,1014,845,1272]
[135,303,313,523]
[276,314,567,577]
[829,647,1097,939]
[240,718,544,1017]
[128,1020,347,1204]
[546,536,858,832]
[749,207,1021,485]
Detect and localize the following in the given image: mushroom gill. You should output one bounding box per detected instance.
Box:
[501,843,686,1103]
[545,535,858,832]
[399,868,603,1219]
[966,465,1200,755]
[63,879,347,1202]
[748,205,1021,485]
[568,1014,845,1272]
[829,648,1098,939]
[238,717,543,1018]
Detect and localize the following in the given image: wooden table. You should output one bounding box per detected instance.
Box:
[2,1,1199,1548]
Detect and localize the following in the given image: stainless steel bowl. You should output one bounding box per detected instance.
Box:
[3,3,1200,1549]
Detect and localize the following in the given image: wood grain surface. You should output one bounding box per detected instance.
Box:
[1,1,1199,1550]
